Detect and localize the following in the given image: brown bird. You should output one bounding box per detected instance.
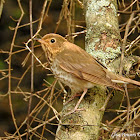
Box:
[38,33,140,114]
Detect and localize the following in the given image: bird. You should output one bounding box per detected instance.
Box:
[38,33,140,114]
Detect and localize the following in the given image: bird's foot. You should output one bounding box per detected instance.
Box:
[64,108,85,116]
[99,106,105,111]
[63,94,81,105]
[64,89,88,116]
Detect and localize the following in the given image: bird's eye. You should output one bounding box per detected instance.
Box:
[50,38,56,43]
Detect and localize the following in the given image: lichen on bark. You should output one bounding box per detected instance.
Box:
[84,0,121,66]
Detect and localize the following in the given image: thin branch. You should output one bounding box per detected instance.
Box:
[119,12,135,75]
[26,0,34,139]
[8,0,24,139]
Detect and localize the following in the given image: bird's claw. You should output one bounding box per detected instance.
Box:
[64,108,85,116]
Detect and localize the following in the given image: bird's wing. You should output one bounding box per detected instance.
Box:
[56,42,120,88]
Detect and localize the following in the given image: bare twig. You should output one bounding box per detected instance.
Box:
[26,0,34,139]
[119,12,135,75]
[8,0,24,139]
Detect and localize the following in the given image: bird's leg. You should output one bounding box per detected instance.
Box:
[63,93,82,105]
[64,88,88,116]
[73,88,87,111]
[100,89,113,111]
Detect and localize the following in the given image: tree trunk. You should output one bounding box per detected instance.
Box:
[84,0,121,65]
[55,0,121,139]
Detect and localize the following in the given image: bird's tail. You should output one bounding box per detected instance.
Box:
[113,75,140,86]
[106,70,140,86]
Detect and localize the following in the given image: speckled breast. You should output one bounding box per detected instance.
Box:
[51,60,94,94]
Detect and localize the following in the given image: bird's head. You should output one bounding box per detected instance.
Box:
[38,34,67,59]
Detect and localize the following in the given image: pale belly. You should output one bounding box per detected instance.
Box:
[51,62,94,93]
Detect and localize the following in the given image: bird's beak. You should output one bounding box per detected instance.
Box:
[34,38,47,45]
[35,38,49,52]
[34,38,41,42]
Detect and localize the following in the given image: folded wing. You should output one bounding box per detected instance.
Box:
[56,42,122,90]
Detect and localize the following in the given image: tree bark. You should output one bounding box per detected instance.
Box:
[84,0,121,65]
[55,0,121,139]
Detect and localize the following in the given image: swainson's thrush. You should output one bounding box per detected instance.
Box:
[38,33,140,114]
